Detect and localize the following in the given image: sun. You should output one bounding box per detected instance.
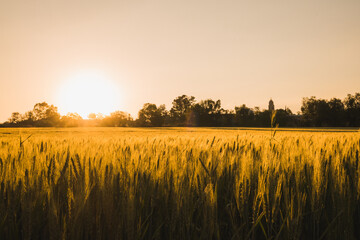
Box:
[56,70,122,118]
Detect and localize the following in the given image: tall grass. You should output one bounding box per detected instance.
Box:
[0,128,359,239]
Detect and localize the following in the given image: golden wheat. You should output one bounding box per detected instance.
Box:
[0,128,359,239]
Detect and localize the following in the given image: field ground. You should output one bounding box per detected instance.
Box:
[0,126,359,138]
[0,127,360,239]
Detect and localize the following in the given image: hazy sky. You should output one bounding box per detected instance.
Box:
[1,0,360,121]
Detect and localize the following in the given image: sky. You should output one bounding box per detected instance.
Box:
[1,0,360,121]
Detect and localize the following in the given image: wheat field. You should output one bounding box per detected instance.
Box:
[0,128,359,239]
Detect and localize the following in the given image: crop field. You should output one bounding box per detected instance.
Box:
[0,127,359,239]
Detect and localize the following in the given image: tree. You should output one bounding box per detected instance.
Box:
[23,111,34,121]
[301,97,331,126]
[88,113,97,120]
[192,99,222,126]
[9,112,21,124]
[20,111,36,126]
[235,104,254,126]
[32,102,60,126]
[256,110,271,127]
[199,99,221,114]
[61,113,83,127]
[138,103,167,127]
[102,111,132,127]
[301,97,348,127]
[87,113,105,127]
[276,108,294,127]
[170,95,196,126]
[327,98,345,126]
[344,93,360,126]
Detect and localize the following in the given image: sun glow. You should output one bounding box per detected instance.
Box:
[57,70,122,118]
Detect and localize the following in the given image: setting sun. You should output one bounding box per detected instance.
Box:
[56,70,122,118]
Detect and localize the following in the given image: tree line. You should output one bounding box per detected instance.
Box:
[1,93,359,128]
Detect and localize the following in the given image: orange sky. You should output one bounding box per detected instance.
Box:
[1,0,360,121]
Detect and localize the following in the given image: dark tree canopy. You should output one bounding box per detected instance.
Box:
[31,102,60,126]
[300,96,355,127]
[344,93,360,126]
[9,112,21,124]
[138,103,167,127]
[2,92,360,128]
[235,105,254,126]
[102,111,132,127]
[170,95,196,126]
[192,99,223,126]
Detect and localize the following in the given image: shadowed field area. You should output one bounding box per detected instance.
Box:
[0,128,359,239]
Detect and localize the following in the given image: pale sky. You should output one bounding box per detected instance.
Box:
[1,0,360,121]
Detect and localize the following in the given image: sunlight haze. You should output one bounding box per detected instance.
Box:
[56,70,123,118]
[1,0,359,121]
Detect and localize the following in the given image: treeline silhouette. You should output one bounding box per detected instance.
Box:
[1,93,359,128]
